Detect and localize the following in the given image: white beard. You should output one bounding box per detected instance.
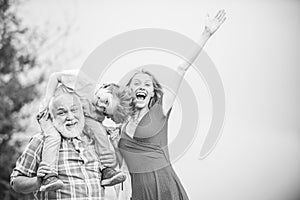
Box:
[53,119,85,138]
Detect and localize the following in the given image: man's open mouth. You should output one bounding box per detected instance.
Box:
[135,90,147,101]
[65,121,78,129]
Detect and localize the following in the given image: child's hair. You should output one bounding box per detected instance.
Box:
[126,69,164,108]
[96,83,135,123]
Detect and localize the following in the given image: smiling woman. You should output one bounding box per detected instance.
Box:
[111,10,226,200]
[126,70,163,110]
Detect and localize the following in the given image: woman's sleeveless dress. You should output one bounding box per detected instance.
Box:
[118,103,189,200]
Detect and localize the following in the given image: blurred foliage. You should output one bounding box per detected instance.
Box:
[0,0,44,199]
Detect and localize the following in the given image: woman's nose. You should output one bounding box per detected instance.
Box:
[138,87,146,91]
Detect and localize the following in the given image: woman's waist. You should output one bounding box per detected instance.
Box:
[119,138,171,173]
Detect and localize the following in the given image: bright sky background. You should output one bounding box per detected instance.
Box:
[19,0,300,199]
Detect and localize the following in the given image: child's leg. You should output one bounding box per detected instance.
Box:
[40,127,64,191]
[42,129,61,175]
[84,117,126,186]
[84,117,111,156]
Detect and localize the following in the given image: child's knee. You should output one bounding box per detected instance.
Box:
[45,132,61,143]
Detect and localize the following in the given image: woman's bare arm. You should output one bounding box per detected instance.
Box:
[162,9,226,115]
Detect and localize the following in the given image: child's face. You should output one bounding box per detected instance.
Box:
[94,88,119,116]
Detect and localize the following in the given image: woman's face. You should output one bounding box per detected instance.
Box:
[129,73,154,109]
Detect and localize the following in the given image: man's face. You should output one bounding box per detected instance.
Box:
[94,87,119,116]
[50,93,85,138]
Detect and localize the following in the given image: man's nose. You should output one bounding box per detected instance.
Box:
[66,111,75,120]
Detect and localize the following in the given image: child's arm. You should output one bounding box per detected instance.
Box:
[162,10,226,115]
[41,69,95,111]
[41,70,80,110]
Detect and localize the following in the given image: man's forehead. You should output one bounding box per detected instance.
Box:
[52,93,80,108]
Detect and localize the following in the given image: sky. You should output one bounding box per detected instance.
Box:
[18,0,300,199]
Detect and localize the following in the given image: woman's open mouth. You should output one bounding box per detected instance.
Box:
[135,91,147,101]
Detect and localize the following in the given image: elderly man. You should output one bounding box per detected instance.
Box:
[10,89,118,199]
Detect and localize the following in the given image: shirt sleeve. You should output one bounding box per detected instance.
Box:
[10,134,44,185]
[59,69,96,101]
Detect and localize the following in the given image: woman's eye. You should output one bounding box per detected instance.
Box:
[57,112,65,116]
[133,82,139,86]
[145,83,151,87]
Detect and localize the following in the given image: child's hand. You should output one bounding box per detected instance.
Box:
[37,162,52,178]
[107,127,120,149]
[106,127,120,136]
[37,109,55,134]
[39,98,50,113]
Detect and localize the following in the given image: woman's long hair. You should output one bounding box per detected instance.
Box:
[126,69,164,109]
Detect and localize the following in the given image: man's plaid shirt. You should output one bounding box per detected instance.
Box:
[10,133,105,200]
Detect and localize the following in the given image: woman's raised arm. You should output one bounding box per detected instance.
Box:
[162,9,226,115]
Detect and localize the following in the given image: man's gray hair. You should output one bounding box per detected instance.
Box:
[48,85,82,118]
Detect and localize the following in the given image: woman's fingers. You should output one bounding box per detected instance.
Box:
[215,9,225,20]
[214,9,222,19]
[220,16,226,25]
[205,9,226,36]
[218,10,226,20]
[218,10,226,22]
[215,9,224,19]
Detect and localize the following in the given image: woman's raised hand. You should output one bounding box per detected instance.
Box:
[204,9,226,36]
